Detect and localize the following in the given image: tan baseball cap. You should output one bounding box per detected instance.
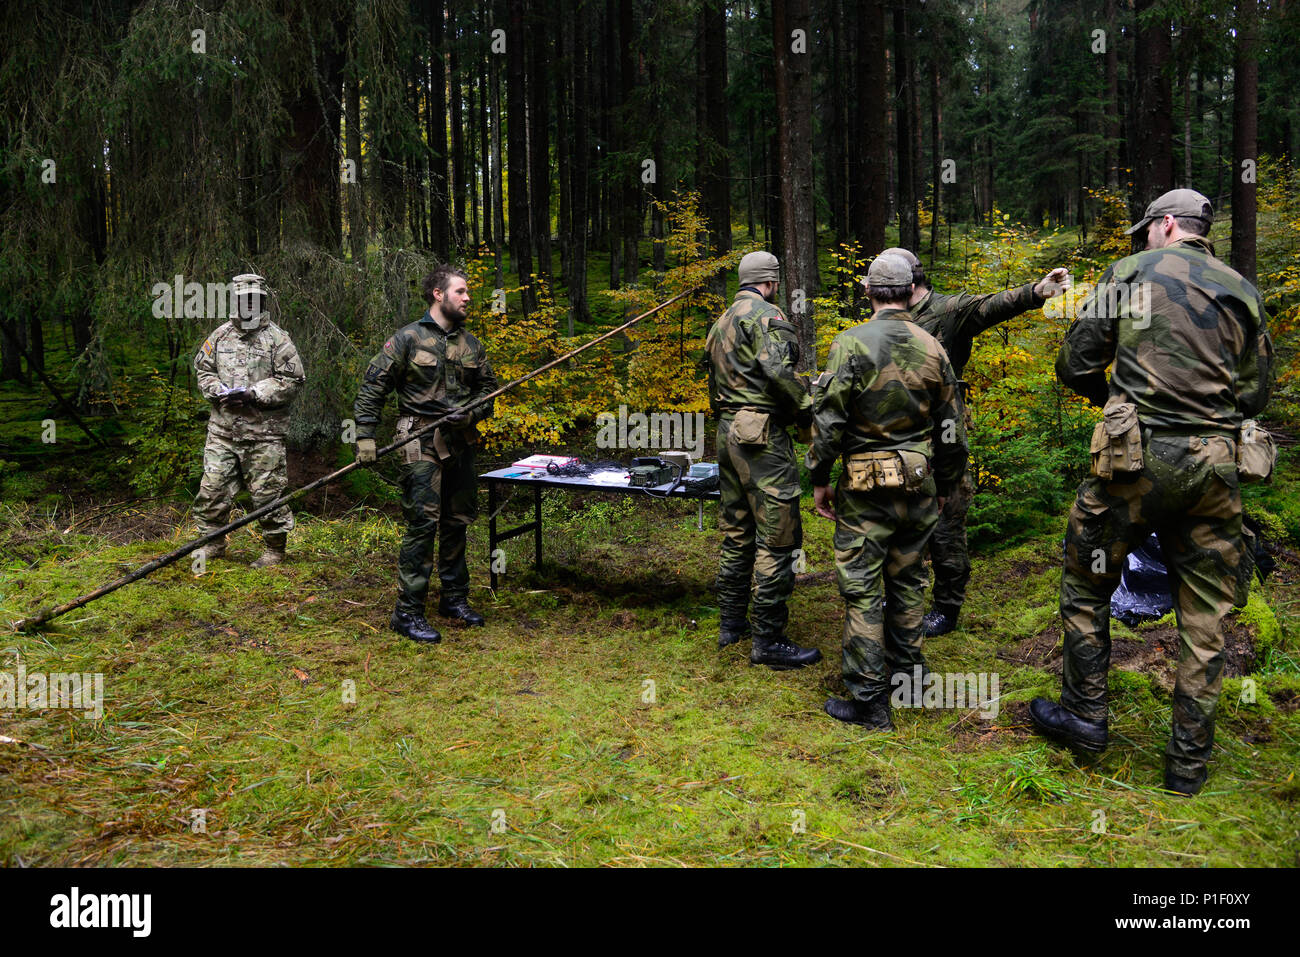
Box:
[1125,189,1214,235]
[878,247,921,270]
[866,253,914,288]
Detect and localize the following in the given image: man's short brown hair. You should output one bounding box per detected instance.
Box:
[423,265,468,305]
[1174,215,1211,237]
[868,284,913,306]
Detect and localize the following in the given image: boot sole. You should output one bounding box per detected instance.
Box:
[751,657,822,671]
[393,629,442,644]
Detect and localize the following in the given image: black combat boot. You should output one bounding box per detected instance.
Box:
[750,633,822,671]
[1163,767,1207,797]
[438,596,486,626]
[718,617,751,648]
[391,608,442,643]
[1028,697,1107,753]
[824,690,894,730]
[922,605,959,637]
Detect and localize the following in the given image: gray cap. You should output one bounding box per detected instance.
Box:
[1125,188,1214,235]
[866,253,914,288]
[878,247,921,271]
[738,251,780,286]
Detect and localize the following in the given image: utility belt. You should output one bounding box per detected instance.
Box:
[1090,405,1276,484]
[395,412,463,464]
[842,447,932,493]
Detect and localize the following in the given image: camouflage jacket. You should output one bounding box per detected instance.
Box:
[354,312,498,441]
[807,308,967,496]
[912,282,1044,380]
[1056,236,1274,435]
[195,320,305,440]
[704,288,813,427]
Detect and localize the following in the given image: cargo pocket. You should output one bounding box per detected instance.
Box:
[762,483,802,550]
[732,408,771,445]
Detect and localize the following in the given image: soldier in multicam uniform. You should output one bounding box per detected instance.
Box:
[880,247,1071,638]
[704,250,822,670]
[809,253,967,729]
[353,266,499,645]
[1029,189,1274,796]
[194,273,305,568]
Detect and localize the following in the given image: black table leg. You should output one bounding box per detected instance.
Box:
[489,480,499,590]
[533,485,542,571]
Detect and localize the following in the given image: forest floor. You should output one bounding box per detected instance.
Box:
[2,451,1298,866]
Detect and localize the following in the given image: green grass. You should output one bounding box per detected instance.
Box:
[2,483,1297,867]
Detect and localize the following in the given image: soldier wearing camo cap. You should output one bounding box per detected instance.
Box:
[1030,188,1274,796]
[193,273,305,568]
[809,253,967,728]
[704,250,822,671]
[880,247,1071,639]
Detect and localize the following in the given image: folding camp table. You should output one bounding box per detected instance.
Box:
[479,466,721,589]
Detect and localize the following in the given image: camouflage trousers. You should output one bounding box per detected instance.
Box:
[1060,432,1244,779]
[395,426,479,615]
[715,416,802,640]
[928,469,974,612]
[833,479,940,700]
[193,431,293,542]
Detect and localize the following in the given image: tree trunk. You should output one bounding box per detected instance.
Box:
[1132,0,1174,214]
[618,0,639,287]
[346,76,366,265]
[772,0,818,370]
[491,9,505,288]
[929,55,941,262]
[893,1,919,252]
[1231,0,1258,282]
[1104,0,1119,189]
[450,12,466,251]
[851,0,887,252]
[699,0,731,287]
[507,1,535,313]
[568,3,591,331]
[528,2,552,286]
[426,1,450,257]
[282,14,346,251]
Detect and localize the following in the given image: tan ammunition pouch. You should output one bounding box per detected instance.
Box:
[845,449,931,493]
[731,407,771,445]
[1236,419,1277,483]
[395,414,451,464]
[1089,399,1143,479]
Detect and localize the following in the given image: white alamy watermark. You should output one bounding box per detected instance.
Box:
[49,887,151,937]
[1043,280,1155,327]
[596,404,706,459]
[890,667,1000,719]
[151,275,260,320]
[1,664,104,719]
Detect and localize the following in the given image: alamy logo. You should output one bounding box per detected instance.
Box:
[596,404,706,459]
[49,887,151,937]
[0,664,103,719]
[151,275,257,320]
[890,667,1000,719]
